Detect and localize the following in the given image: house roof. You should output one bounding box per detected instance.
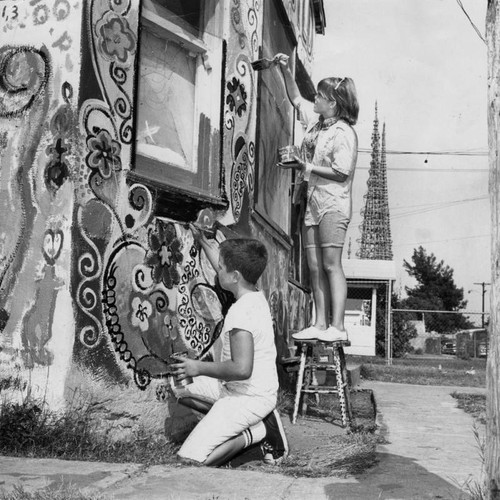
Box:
[342,259,397,281]
[312,0,326,34]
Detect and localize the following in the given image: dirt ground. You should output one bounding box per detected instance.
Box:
[229,389,377,476]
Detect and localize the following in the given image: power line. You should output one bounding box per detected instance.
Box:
[358,148,488,156]
[390,196,487,212]
[391,202,483,220]
[351,196,488,224]
[455,0,487,45]
[392,308,485,315]
[356,166,488,172]
[389,196,487,220]
[393,233,490,248]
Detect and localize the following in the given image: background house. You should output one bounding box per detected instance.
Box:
[343,259,396,356]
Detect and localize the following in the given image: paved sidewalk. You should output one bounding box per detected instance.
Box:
[360,381,486,499]
[0,382,486,499]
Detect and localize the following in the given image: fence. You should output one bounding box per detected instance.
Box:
[341,283,490,364]
[388,309,489,364]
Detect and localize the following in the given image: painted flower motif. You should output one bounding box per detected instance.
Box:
[86,129,122,179]
[163,309,178,340]
[226,77,247,117]
[146,221,183,289]
[97,13,136,64]
[130,296,153,332]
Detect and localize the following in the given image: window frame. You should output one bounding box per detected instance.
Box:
[253,0,296,236]
[130,0,228,221]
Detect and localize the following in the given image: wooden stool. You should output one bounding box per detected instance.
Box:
[292,339,353,428]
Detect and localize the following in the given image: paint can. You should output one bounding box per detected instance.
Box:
[278,145,300,164]
[169,351,194,387]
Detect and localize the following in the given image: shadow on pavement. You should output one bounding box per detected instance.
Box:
[323,452,468,500]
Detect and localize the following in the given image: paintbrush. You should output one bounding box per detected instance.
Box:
[250,57,276,71]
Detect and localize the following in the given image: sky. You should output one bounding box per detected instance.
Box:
[312,0,490,317]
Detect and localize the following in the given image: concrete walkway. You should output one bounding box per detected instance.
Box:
[360,381,486,499]
[0,381,486,500]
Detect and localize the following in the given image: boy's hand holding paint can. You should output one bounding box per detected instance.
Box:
[169,351,194,387]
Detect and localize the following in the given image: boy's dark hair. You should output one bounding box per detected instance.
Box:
[219,238,268,285]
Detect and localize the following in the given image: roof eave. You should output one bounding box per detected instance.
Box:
[312,0,326,34]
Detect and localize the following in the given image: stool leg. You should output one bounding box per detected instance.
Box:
[311,362,320,406]
[292,345,307,424]
[338,346,354,424]
[301,363,311,416]
[333,345,352,428]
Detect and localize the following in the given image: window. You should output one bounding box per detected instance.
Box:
[137,31,197,172]
[302,0,314,56]
[254,0,295,233]
[131,0,226,219]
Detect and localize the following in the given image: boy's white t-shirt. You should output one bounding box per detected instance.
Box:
[220,291,278,402]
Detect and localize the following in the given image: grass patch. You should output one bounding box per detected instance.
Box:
[0,398,179,465]
[451,422,487,500]
[0,484,109,500]
[302,389,377,432]
[0,386,378,479]
[247,389,381,477]
[449,393,487,499]
[356,355,486,387]
[0,376,27,392]
[451,392,486,424]
[278,431,380,478]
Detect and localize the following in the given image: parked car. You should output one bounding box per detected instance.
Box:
[441,341,457,355]
[477,342,488,358]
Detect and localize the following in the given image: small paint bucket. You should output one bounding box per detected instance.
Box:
[169,352,193,387]
[278,145,300,163]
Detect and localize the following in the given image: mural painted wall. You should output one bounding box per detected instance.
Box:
[0,0,314,438]
[0,0,82,409]
[281,0,316,73]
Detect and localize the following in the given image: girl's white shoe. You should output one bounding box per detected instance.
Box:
[317,326,348,342]
[291,326,323,340]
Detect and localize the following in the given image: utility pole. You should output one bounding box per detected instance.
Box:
[486,3,500,498]
[473,282,491,328]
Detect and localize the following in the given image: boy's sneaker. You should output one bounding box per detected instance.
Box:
[260,409,289,465]
[292,326,322,341]
[316,326,348,343]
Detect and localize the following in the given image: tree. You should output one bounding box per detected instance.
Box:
[402,247,472,333]
[376,289,417,358]
[486,3,500,497]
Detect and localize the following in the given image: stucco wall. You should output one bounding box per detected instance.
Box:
[0,0,311,439]
[0,0,83,409]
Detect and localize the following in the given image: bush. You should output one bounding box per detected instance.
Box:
[376,292,417,358]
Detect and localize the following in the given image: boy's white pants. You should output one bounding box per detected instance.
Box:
[175,375,276,463]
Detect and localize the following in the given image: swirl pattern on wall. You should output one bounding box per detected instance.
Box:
[0,46,50,118]
[101,224,224,389]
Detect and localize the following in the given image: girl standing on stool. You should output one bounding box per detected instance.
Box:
[268,54,359,342]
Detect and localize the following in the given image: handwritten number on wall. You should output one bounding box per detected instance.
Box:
[1,5,19,22]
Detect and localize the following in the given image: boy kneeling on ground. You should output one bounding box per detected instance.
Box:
[170,237,288,467]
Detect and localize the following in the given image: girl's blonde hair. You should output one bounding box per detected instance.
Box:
[317,77,359,125]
